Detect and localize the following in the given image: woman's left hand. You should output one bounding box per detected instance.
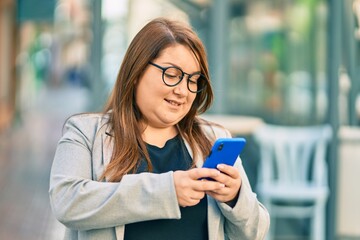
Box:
[205,164,242,206]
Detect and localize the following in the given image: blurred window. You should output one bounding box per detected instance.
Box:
[226,1,328,125]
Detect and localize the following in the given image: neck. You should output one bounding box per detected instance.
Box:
[141,125,178,148]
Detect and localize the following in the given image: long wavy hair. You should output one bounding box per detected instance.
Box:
[102,17,214,182]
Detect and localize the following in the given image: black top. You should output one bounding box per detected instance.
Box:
[124,135,208,240]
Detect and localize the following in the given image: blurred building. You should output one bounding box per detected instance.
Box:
[0,0,16,131]
[0,0,359,239]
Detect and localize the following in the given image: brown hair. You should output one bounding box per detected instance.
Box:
[102,17,214,182]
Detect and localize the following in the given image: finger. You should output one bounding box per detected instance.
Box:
[181,198,201,207]
[193,179,225,191]
[206,186,230,196]
[217,164,240,179]
[206,188,236,203]
[189,168,221,180]
[206,171,234,187]
[189,191,206,200]
[206,191,227,202]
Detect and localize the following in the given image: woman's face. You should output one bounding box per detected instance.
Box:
[135,44,199,129]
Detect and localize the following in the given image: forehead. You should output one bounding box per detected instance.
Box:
[156,44,200,70]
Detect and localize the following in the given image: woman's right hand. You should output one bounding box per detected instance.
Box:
[173,168,225,207]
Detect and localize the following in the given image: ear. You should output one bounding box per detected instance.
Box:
[133,78,140,89]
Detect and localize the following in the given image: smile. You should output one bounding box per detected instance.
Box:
[165,99,182,106]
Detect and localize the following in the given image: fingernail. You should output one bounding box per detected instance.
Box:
[217,164,224,169]
[219,183,225,188]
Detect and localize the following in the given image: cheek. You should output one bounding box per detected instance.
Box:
[136,76,151,98]
[188,94,197,107]
[189,95,199,111]
[137,74,165,95]
[135,79,163,110]
[135,85,149,111]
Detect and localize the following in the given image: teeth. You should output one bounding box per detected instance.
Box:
[168,100,180,106]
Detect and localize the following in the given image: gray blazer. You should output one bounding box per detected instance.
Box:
[49,113,269,240]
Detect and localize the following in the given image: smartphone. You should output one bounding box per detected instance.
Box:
[202,138,246,169]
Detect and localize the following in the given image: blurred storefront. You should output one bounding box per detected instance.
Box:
[7,0,358,128]
[0,0,16,131]
[2,2,359,127]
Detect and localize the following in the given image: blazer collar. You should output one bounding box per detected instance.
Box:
[101,133,204,167]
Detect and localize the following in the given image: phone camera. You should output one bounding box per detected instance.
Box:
[217,143,224,151]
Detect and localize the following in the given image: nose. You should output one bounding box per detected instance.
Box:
[173,74,189,95]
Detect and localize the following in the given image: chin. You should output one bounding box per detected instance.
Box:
[160,117,182,126]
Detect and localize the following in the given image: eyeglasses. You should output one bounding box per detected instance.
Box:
[149,62,207,93]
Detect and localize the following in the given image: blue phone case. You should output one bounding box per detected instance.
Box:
[202,138,246,169]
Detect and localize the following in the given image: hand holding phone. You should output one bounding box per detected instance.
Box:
[202,138,246,169]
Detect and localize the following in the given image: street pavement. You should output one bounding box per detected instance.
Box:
[0,86,90,240]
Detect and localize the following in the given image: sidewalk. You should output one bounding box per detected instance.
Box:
[0,86,90,239]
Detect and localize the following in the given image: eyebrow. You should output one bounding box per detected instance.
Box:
[161,61,201,74]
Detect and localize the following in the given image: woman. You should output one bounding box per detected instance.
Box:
[49,17,269,240]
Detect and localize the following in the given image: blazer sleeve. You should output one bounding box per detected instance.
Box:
[202,122,270,240]
[218,157,270,240]
[49,115,181,231]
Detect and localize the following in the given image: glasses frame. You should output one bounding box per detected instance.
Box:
[148,62,206,93]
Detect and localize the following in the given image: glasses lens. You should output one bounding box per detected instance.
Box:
[187,73,202,93]
[162,66,207,93]
[189,74,208,93]
[163,67,183,86]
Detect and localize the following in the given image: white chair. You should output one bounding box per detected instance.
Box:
[253,124,332,240]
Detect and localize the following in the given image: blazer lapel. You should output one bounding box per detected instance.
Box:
[102,131,113,167]
[182,136,222,239]
[102,131,114,183]
[207,196,222,239]
[100,126,126,238]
